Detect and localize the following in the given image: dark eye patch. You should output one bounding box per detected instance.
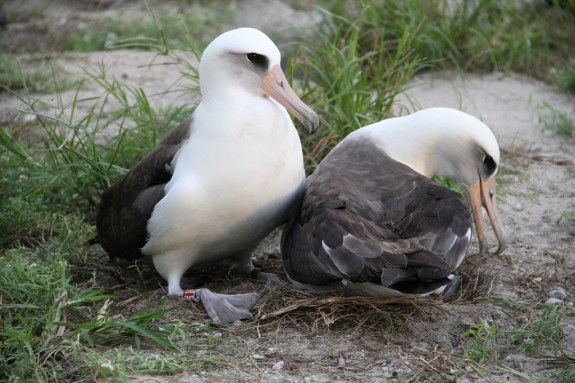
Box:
[246,52,269,70]
[483,154,497,177]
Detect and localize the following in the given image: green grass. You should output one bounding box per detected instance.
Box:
[0,215,182,380]
[291,4,425,169]
[64,2,235,53]
[551,60,575,94]
[538,102,575,140]
[0,54,81,93]
[432,176,466,196]
[0,139,191,380]
[512,305,565,354]
[323,0,575,80]
[462,319,498,364]
[556,209,575,237]
[557,364,575,383]
[1,65,194,216]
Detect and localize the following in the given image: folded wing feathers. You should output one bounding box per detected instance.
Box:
[282,139,473,287]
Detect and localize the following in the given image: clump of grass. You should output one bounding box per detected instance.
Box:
[89,346,221,379]
[551,60,575,94]
[0,223,181,381]
[1,64,194,217]
[538,102,575,140]
[556,210,575,237]
[0,54,80,93]
[64,3,234,52]
[557,364,575,383]
[325,0,575,80]
[512,305,565,354]
[291,4,425,169]
[462,319,498,364]
[432,176,466,196]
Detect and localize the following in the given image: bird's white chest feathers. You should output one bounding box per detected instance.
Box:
[142,97,305,259]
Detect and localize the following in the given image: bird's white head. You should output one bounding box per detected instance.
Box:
[357,107,506,256]
[199,28,319,132]
[426,109,505,257]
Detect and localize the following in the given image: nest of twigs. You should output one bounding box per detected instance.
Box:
[244,283,444,336]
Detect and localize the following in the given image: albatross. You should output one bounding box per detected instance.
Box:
[97,28,319,323]
[281,108,506,296]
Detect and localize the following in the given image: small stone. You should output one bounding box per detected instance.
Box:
[545,297,563,305]
[272,361,284,371]
[549,287,567,300]
[252,354,265,360]
[21,114,37,123]
[504,353,527,368]
[338,356,345,367]
[512,202,523,211]
[304,378,311,383]
[264,347,277,356]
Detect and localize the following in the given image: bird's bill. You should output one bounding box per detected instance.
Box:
[263,65,319,133]
[467,176,507,256]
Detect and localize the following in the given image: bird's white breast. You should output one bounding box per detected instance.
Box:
[142,96,305,261]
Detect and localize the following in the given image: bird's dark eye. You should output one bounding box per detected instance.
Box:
[483,155,497,177]
[246,52,269,70]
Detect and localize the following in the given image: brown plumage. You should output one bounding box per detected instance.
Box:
[281,138,472,291]
[96,119,192,262]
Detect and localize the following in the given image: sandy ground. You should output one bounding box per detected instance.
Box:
[1,1,574,382]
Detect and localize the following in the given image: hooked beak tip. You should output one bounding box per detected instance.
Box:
[494,239,507,255]
[304,113,320,134]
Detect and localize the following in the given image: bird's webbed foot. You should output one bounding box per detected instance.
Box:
[184,288,260,325]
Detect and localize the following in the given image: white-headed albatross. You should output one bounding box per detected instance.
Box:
[281,108,505,296]
[97,28,319,324]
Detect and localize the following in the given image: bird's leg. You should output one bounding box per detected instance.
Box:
[167,273,184,296]
[234,254,282,284]
[152,250,192,296]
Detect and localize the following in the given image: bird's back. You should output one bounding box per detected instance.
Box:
[282,138,472,287]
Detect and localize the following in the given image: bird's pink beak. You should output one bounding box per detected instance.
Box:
[263,65,319,133]
[467,176,507,256]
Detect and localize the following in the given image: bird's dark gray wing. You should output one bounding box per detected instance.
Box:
[282,138,472,288]
[96,118,192,261]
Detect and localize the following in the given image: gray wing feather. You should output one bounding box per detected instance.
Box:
[282,138,473,288]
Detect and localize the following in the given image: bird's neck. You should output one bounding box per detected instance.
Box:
[351,116,466,181]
